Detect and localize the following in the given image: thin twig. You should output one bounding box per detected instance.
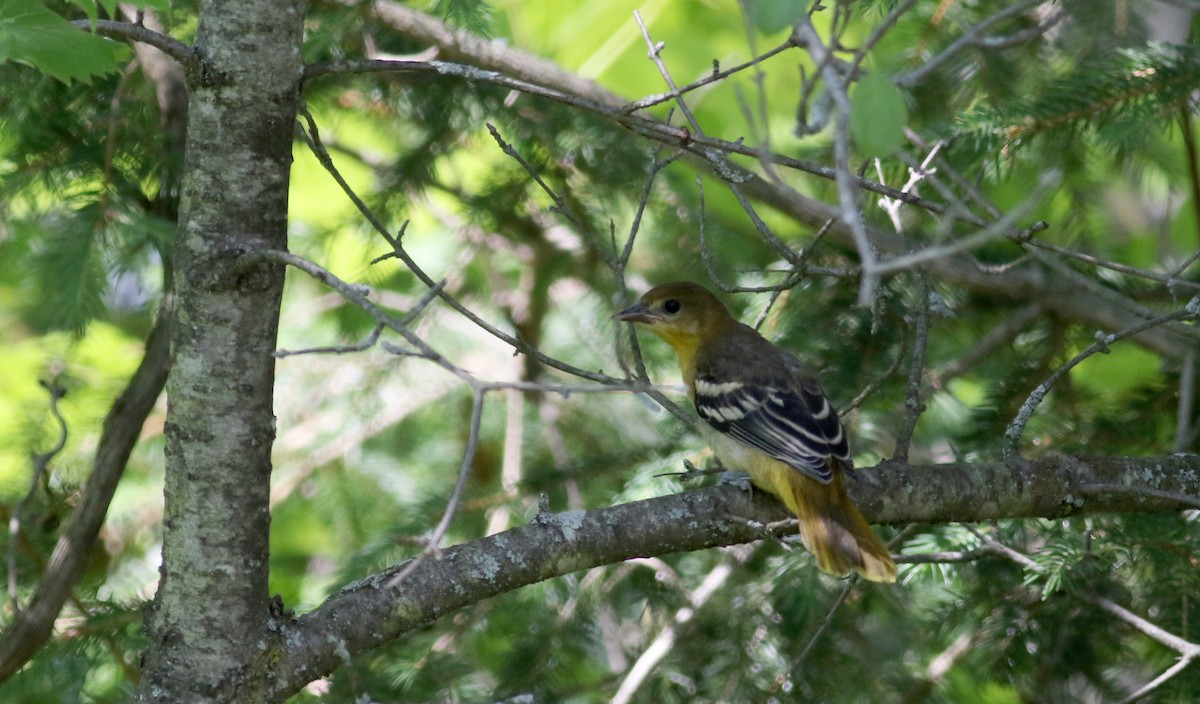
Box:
[1170,247,1200,280]
[274,323,385,357]
[1078,484,1200,510]
[733,0,782,186]
[1176,350,1197,453]
[482,123,614,266]
[927,304,1042,392]
[787,575,858,678]
[792,15,878,306]
[1087,571,1200,702]
[239,249,697,591]
[847,0,920,82]
[304,58,984,224]
[963,525,1039,570]
[612,554,745,704]
[894,1,1046,88]
[1018,237,1200,294]
[296,106,693,422]
[386,388,486,588]
[1023,247,1200,346]
[245,251,686,398]
[873,171,1059,276]
[620,148,682,270]
[0,308,172,683]
[1003,296,1200,461]
[748,222,840,331]
[894,546,995,564]
[727,181,810,269]
[633,7,806,276]
[622,39,796,114]
[633,11,703,135]
[1116,653,1198,704]
[968,525,1200,702]
[892,274,931,462]
[842,334,907,415]
[612,148,687,418]
[8,380,69,610]
[877,140,943,232]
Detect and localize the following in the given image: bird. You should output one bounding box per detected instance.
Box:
[615,281,896,583]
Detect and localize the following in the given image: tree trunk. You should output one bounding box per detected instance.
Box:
[137,1,306,700]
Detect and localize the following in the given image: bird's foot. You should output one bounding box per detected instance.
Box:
[717,469,753,492]
[657,458,726,482]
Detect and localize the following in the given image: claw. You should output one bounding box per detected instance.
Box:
[658,458,727,482]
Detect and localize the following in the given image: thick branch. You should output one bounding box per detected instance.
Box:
[0,311,171,683]
[265,453,1200,700]
[368,0,616,106]
[72,19,204,74]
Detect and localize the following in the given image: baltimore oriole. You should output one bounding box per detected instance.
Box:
[616,281,896,583]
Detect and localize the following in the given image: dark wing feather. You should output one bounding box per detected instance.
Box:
[694,340,851,484]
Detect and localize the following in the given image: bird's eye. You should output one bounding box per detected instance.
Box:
[663,298,681,314]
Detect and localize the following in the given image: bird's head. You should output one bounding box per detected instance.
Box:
[614,281,735,352]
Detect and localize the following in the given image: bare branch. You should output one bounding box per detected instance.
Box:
[1018,236,1200,294]
[385,388,486,588]
[894,546,994,565]
[268,453,1200,701]
[892,275,932,463]
[633,11,702,136]
[788,575,857,677]
[966,521,1200,702]
[1091,596,1200,702]
[927,304,1042,391]
[792,14,878,305]
[0,310,172,683]
[623,39,796,114]
[294,107,691,423]
[1116,653,1198,704]
[896,631,975,704]
[361,5,1196,358]
[1003,297,1200,461]
[302,59,952,221]
[894,1,1050,88]
[612,551,746,704]
[8,379,69,609]
[274,323,384,357]
[71,19,207,76]
[1176,350,1197,452]
[873,171,1059,276]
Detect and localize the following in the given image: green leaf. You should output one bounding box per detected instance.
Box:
[850,71,907,157]
[0,0,126,84]
[130,0,173,11]
[63,0,174,23]
[433,0,494,37]
[63,0,98,26]
[745,0,807,35]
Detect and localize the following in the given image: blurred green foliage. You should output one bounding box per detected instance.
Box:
[2,0,1199,702]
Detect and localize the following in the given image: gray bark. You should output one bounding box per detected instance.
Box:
[263,453,1197,701]
[136,0,307,700]
[89,3,1196,701]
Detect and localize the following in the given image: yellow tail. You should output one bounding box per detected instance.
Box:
[765,466,897,583]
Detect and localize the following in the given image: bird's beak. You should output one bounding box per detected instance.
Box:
[614,301,655,324]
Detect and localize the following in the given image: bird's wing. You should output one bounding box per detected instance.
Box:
[694,346,851,484]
